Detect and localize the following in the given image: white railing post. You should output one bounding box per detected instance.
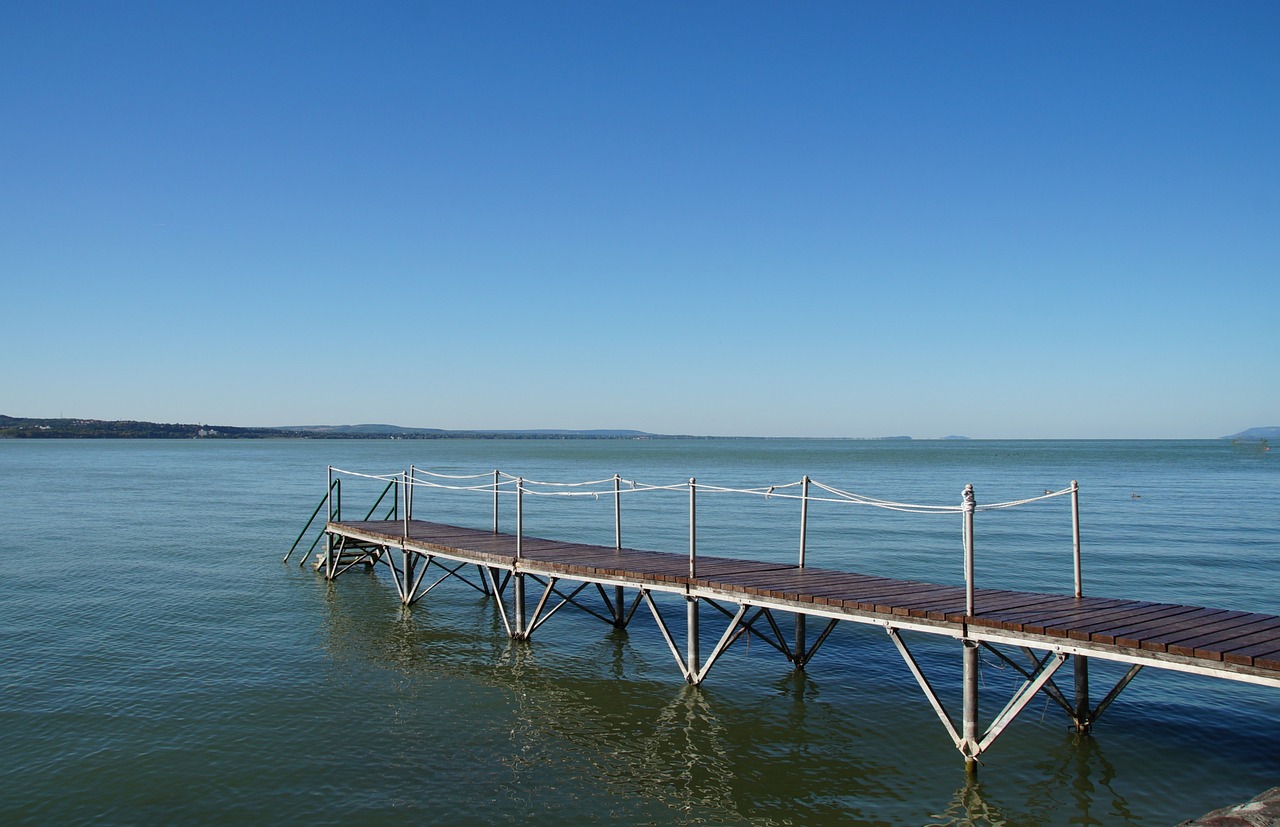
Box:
[796,475,811,664]
[614,474,622,549]
[514,477,526,637]
[688,478,697,578]
[1071,480,1082,598]
[402,471,410,538]
[799,475,810,568]
[961,483,979,770]
[962,483,976,616]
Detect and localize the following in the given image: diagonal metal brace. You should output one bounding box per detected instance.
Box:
[887,627,963,749]
[976,651,1069,754]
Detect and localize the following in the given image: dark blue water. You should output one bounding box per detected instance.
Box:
[1,439,1277,825]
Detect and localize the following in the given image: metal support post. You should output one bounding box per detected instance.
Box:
[963,483,976,616]
[796,475,810,664]
[1073,655,1091,733]
[962,639,980,772]
[493,469,500,533]
[514,478,526,637]
[1071,480,1082,597]
[688,478,697,579]
[401,473,409,538]
[1071,480,1090,731]
[613,474,624,623]
[687,596,700,681]
[961,484,978,772]
[407,465,415,521]
[401,548,414,605]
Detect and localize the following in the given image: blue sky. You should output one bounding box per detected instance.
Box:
[2,1,1276,438]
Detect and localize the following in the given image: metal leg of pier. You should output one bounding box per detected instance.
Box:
[962,639,980,773]
[795,614,807,670]
[686,597,700,681]
[513,573,527,639]
[1074,656,1091,733]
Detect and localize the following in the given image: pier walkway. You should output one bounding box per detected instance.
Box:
[288,467,1280,767]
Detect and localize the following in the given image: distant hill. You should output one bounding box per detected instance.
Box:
[0,415,287,439]
[280,423,448,436]
[281,424,654,438]
[1225,426,1280,441]
[0,415,665,440]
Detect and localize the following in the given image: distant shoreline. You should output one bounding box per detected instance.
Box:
[0,415,676,440]
[3,415,1272,441]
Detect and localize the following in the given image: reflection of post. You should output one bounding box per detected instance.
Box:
[961,484,978,772]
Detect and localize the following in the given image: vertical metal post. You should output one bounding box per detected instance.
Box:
[614,474,622,548]
[687,595,700,681]
[402,547,414,605]
[688,478,697,579]
[613,474,624,622]
[1071,480,1082,598]
[402,472,410,538]
[492,470,500,534]
[687,477,699,680]
[963,484,976,616]
[799,475,810,567]
[961,483,978,771]
[1071,480,1090,731]
[324,466,333,575]
[407,463,417,522]
[796,475,810,665]
[514,477,525,638]
[516,478,524,561]
[963,639,979,772]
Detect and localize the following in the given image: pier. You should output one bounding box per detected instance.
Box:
[287,467,1280,769]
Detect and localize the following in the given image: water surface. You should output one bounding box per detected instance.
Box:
[1,438,1277,825]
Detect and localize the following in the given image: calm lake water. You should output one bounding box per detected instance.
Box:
[1,438,1277,825]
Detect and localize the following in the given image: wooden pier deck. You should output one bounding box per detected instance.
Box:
[326,518,1280,685]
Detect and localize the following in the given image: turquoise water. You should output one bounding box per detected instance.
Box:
[0,438,1277,825]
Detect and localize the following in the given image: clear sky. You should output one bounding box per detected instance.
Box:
[2,1,1276,438]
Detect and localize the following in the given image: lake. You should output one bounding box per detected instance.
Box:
[1,438,1277,825]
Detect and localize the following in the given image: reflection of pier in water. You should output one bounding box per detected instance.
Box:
[292,465,1280,770]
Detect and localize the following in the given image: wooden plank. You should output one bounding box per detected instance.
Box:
[1062,603,1197,642]
[1142,612,1279,655]
[1093,607,1227,649]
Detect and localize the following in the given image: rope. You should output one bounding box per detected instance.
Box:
[411,469,501,481]
[332,467,1075,514]
[329,467,402,483]
[977,486,1074,510]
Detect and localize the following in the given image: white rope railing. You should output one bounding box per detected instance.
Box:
[330,467,1074,513]
[322,465,1088,604]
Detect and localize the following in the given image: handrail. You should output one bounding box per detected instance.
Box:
[283,478,340,563]
[317,467,1081,601]
[362,479,398,521]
